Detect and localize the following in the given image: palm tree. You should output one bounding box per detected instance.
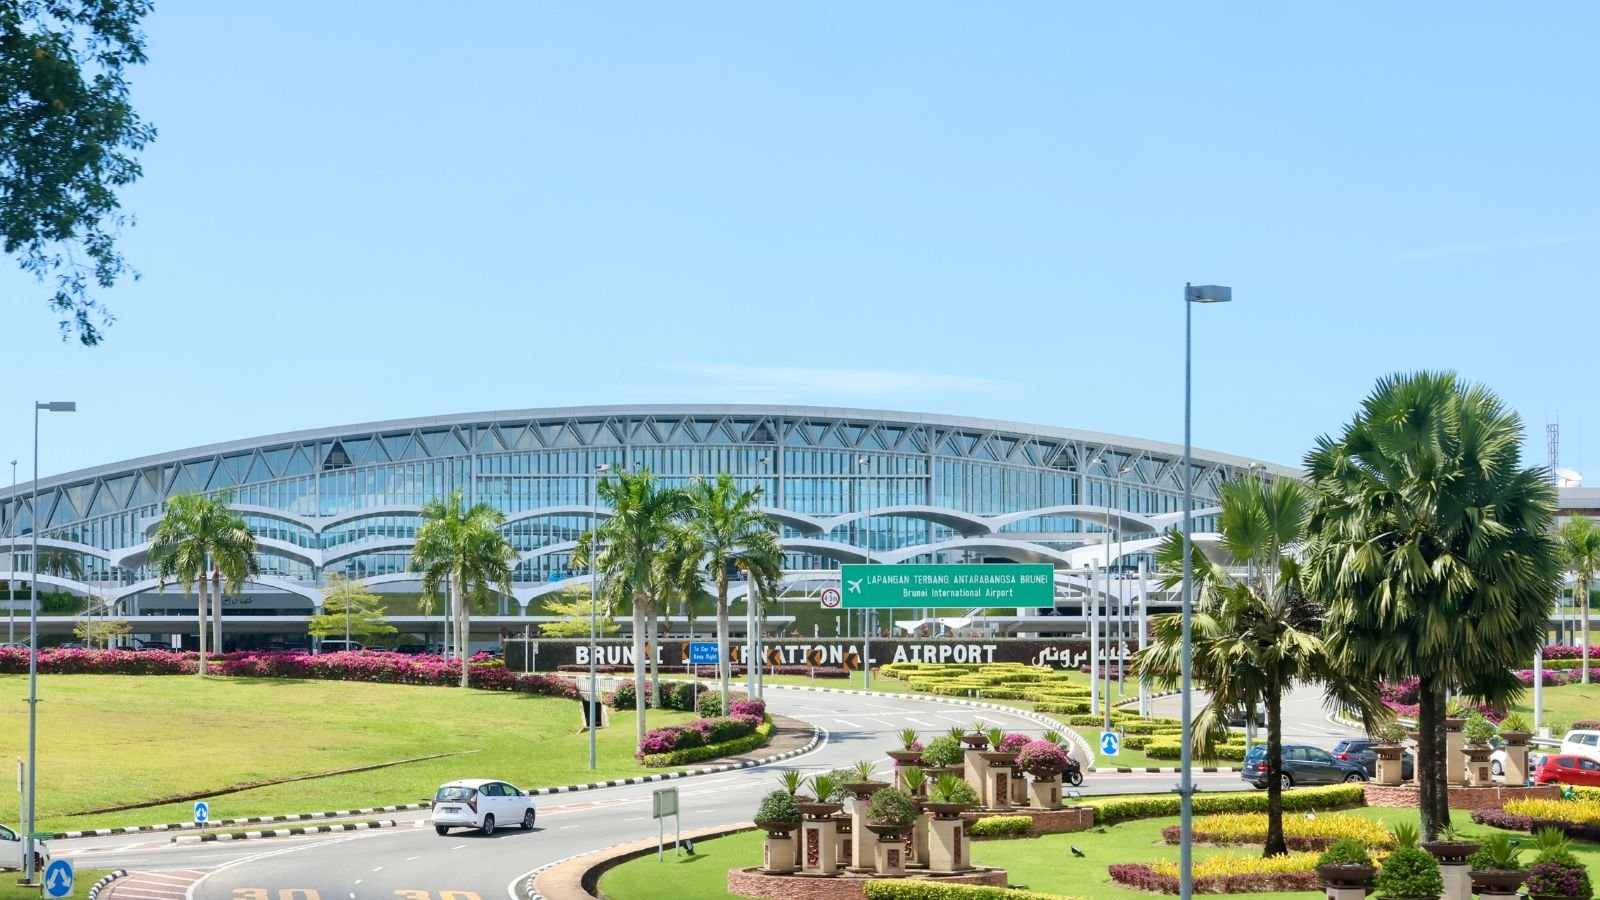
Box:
[572,469,691,743]
[1134,476,1377,856]
[682,473,783,712]
[36,547,86,581]
[1559,517,1600,684]
[1302,372,1560,839]
[148,492,260,672]
[653,527,710,706]
[412,489,516,687]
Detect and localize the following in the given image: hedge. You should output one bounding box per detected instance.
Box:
[966,815,1032,838]
[863,881,1076,900]
[1469,806,1600,843]
[639,717,775,768]
[1091,784,1366,824]
[1145,739,1248,761]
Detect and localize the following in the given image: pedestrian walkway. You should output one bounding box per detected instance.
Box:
[97,869,206,900]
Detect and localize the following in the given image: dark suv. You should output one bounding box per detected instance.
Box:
[1242,743,1369,789]
[1331,738,1414,781]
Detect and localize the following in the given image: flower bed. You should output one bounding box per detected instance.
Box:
[604,679,704,711]
[556,663,850,678]
[1110,852,1319,894]
[1504,797,1600,827]
[0,646,193,675]
[639,715,774,767]
[861,880,1072,900]
[1471,805,1600,842]
[1091,784,1365,825]
[1161,812,1393,849]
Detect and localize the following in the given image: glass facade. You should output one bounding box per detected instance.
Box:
[0,407,1265,601]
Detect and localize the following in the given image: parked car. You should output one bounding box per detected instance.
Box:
[1559,729,1600,762]
[1331,738,1415,781]
[317,640,365,654]
[1227,709,1267,728]
[1242,743,1369,789]
[133,640,172,651]
[0,821,48,873]
[394,644,430,655]
[1533,754,1600,787]
[0,642,28,650]
[54,641,85,650]
[431,779,536,835]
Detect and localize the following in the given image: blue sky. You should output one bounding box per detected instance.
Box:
[7,2,1598,482]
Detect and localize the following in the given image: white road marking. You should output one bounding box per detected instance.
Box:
[906,718,938,727]
[833,719,862,728]
[452,843,468,850]
[936,714,966,724]
[560,825,580,829]
[406,855,422,860]
[373,866,383,871]
[624,816,648,821]
[354,879,363,885]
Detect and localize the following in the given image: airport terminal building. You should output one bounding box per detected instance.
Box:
[0,405,1298,649]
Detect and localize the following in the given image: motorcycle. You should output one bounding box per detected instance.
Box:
[1064,755,1084,787]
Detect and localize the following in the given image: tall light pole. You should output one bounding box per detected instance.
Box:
[1104,463,1133,708]
[8,459,15,644]
[748,457,769,700]
[589,462,611,771]
[859,455,873,690]
[1181,284,1230,900]
[26,401,74,885]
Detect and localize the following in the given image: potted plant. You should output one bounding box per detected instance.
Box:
[798,773,844,819]
[1317,837,1378,887]
[754,789,802,837]
[1464,713,1498,748]
[921,735,965,773]
[1468,832,1527,893]
[899,765,928,800]
[1445,698,1471,730]
[1526,828,1594,900]
[960,721,989,749]
[1041,729,1065,747]
[1499,712,1533,745]
[774,768,804,796]
[864,786,920,838]
[947,724,967,742]
[889,728,926,766]
[1374,720,1409,751]
[1378,824,1446,900]
[998,732,1032,754]
[1016,739,1069,780]
[843,758,888,799]
[923,771,978,819]
[1420,821,1480,863]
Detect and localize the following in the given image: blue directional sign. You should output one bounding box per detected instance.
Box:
[42,859,73,898]
[688,642,720,665]
[193,800,210,824]
[1100,731,1121,757]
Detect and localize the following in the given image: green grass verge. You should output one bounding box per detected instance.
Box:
[1508,681,1600,731]
[600,807,1600,900]
[0,674,698,833]
[0,869,115,899]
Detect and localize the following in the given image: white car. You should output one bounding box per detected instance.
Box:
[0,822,49,873]
[1560,729,1600,761]
[431,779,536,835]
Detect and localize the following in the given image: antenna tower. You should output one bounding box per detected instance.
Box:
[1548,419,1560,485]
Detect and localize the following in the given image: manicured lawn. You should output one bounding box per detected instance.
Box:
[1508,681,1600,731]
[0,674,696,833]
[599,805,1600,900]
[1,869,115,898]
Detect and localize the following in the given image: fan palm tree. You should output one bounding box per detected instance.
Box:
[35,546,86,581]
[148,492,261,672]
[1134,476,1378,856]
[572,469,691,743]
[1559,516,1600,684]
[1302,372,1560,839]
[412,489,516,687]
[682,473,783,712]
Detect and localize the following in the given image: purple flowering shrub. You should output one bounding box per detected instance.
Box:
[634,715,761,757]
[0,647,196,675]
[998,732,1033,754]
[1015,739,1070,778]
[1527,856,1593,900]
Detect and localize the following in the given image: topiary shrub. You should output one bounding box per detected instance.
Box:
[1376,846,1444,900]
[921,736,964,768]
[928,772,978,806]
[755,788,800,825]
[966,815,1032,838]
[866,786,920,828]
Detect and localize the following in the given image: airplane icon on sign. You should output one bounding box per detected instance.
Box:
[846,578,863,593]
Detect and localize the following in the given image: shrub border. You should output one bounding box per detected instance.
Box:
[1108,862,1318,894]
[640,717,775,767]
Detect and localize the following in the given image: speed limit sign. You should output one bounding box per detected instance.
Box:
[820,587,841,609]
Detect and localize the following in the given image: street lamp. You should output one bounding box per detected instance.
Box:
[8,459,15,644]
[858,456,873,690]
[748,457,770,700]
[589,462,612,771]
[26,400,74,885]
[1104,463,1134,715]
[1181,284,1230,900]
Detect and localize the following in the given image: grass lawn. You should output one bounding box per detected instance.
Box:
[1,870,115,899]
[0,674,697,834]
[1508,681,1600,731]
[599,806,1600,900]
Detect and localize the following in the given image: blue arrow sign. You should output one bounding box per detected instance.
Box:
[193,800,210,824]
[43,859,74,898]
[1100,731,1121,757]
[688,642,719,665]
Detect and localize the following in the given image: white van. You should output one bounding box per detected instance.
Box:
[1559,729,1600,761]
[0,822,49,872]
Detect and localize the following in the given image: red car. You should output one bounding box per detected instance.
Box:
[1533,754,1600,787]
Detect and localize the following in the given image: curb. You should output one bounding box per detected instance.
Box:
[762,683,1095,768]
[1113,688,1182,708]
[48,803,431,839]
[86,869,127,900]
[1090,766,1241,774]
[172,819,396,843]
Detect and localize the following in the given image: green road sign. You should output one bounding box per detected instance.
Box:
[838,563,1055,608]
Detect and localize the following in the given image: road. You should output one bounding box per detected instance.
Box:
[56,686,1327,900]
[1146,681,1368,747]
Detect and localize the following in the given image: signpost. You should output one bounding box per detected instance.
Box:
[688,641,718,699]
[652,787,681,860]
[839,564,1055,608]
[42,859,73,898]
[193,800,210,825]
[1100,731,1121,758]
[819,587,841,609]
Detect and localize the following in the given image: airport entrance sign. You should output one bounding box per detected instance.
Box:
[838,564,1055,608]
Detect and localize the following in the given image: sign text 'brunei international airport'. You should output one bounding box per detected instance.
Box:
[838,563,1056,608]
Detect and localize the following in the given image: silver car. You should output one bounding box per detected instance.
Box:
[431,779,536,835]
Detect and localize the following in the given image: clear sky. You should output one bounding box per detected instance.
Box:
[6,2,1597,483]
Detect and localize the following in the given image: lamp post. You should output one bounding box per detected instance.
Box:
[1104,464,1133,707]
[8,459,15,644]
[859,455,872,690]
[26,401,74,885]
[589,462,611,771]
[748,457,770,700]
[1181,285,1230,900]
